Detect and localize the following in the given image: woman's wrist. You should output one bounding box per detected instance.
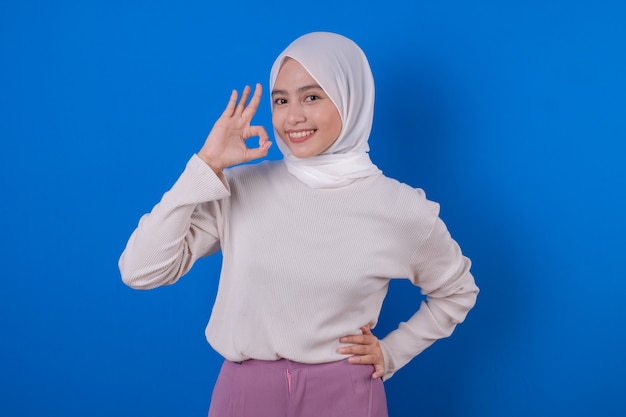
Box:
[197,151,224,175]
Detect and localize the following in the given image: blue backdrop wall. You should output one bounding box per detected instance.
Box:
[1,1,625,416]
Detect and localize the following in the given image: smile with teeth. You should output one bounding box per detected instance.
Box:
[288,129,316,141]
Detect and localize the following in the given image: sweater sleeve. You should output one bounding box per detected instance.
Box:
[118,154,231,289]
[379,217,479,380]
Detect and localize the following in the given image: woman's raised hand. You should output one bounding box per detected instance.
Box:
[198,83,272,173]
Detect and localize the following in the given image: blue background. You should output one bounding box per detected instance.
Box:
[1,1,625,416]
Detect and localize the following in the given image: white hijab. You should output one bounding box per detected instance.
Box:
[269,32,382,188]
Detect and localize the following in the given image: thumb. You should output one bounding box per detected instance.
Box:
[243,139,272,162]
[373,363,385,379]
[241,125,271,162]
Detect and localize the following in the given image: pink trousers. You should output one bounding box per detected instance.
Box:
[208,358,388,417]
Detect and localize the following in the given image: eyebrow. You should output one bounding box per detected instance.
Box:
[271,84,323,97]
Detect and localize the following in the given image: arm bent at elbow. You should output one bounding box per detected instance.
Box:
[380,218,479,380]
[118,155,230,289]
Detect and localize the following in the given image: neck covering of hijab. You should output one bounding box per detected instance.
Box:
[269,32,382,189]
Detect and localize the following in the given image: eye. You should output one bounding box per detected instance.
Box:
[273,98,287,105]
[304,95,319,102]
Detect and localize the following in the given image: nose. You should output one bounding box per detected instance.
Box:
[287,102,306,125]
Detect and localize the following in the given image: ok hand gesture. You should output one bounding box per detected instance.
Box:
[198,83,271,173]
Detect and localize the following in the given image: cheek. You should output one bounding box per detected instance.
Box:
[272,108,285,129]
[327,110,342,138]
[333,117,343,137]
[271,112,288,142]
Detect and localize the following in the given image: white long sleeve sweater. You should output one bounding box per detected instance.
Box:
[119,155,478,380]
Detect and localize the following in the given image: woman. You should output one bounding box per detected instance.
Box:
[119,31,478,417]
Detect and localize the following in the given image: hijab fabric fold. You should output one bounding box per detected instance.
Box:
[269,32,382,188]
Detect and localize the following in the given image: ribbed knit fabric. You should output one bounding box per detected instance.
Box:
[119,155,479,380]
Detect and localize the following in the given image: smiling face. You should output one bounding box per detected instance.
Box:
[271,58,342,159]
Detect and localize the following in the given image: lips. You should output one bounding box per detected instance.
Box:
[287,129,316,143]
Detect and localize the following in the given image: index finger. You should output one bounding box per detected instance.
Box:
[340,334,376,344]
[361,325,373,335]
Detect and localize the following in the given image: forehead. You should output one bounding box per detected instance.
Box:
[272,58,321,91]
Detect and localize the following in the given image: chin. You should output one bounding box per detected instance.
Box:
[288,146,318,159]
